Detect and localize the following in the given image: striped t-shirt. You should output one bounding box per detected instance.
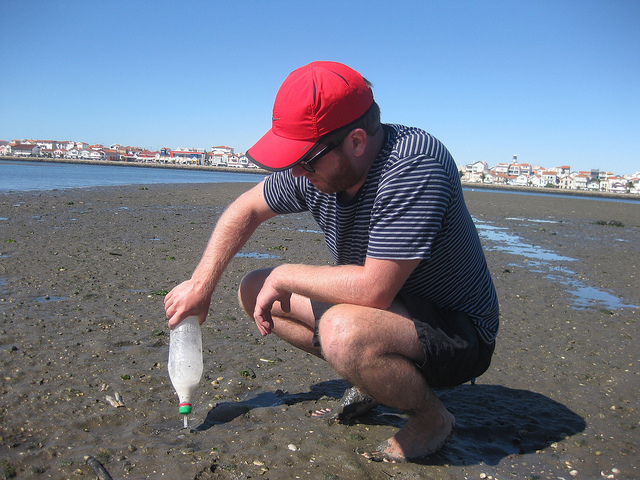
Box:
[263,124,499,343]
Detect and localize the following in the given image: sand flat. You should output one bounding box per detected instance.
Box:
[1,184,638,479]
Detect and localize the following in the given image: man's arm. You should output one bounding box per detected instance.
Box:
[253,257,421,335]
[164,180,276,328]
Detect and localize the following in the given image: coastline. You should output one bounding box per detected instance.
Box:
[0,155,268,176]
[3,155,639,201]
[461,180,640,202]
[1,183,638,479]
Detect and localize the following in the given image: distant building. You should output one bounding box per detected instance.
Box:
[169,148,207,164]
[9,143,41,157]
[541,171,558,187]
[136,150,160,162]
[494,162,509,175]
[604,177,628,194]
[470,161,489,182]
[101,148,121,161]
[570,173,590,190]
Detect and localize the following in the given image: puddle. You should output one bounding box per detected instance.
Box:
[546,275,638,310]
[475,219,638,310]
[235,252,280,259]
[505,217,560,224]
[475,223,575,262]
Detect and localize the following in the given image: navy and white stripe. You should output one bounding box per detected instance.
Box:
[263,124,499,343]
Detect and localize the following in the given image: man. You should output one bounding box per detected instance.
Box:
[164,61,499,463]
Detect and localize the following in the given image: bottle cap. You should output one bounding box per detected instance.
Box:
[178,402,192,415]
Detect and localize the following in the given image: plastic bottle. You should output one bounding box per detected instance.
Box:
[168,316,203,428]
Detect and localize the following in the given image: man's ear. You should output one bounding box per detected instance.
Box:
[345,128,368,157]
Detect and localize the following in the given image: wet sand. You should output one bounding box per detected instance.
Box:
[1,183,638,479]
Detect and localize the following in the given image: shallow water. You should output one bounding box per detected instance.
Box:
[235,252,280,259]
[474,218,639,310]
[0,159,265,192]
[476,222,576,262]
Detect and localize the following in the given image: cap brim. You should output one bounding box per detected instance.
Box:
[246,129,317,172]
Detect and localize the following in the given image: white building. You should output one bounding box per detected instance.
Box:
[540,171,558,187]
[9,143,41,156]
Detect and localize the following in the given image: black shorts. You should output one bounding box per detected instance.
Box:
[311,294,495,388]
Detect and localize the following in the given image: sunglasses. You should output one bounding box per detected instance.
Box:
[297,142,339,173]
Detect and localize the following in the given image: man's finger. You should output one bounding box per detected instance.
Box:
[254,310,272,336]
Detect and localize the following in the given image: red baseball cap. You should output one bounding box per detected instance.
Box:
[247,61,374,171]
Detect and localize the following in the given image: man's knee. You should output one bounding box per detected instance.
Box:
[318,305,367,362]
[238,267,273,313]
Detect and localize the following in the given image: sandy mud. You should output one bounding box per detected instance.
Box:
[1,184,638,479]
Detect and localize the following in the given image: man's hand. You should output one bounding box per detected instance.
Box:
[164,279,212,329]
[253,269,292,336]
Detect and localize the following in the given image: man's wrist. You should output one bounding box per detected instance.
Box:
[270,264,296,291]
[189,274,215,297]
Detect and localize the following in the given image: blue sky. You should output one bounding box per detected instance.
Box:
[1,0,638,175]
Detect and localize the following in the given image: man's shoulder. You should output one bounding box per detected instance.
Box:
[384,124,450,163]
[385,123,432,139]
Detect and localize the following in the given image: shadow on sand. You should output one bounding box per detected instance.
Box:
[195,380,585,466]
[429,384,586,466]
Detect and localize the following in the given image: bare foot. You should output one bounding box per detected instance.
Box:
[359,411,456,463]
[311,386,379,423]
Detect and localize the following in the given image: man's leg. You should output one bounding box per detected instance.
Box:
[239,269,455,461]
[240,268,380,421]
[238,268,321,357]
[318,302,455,462]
